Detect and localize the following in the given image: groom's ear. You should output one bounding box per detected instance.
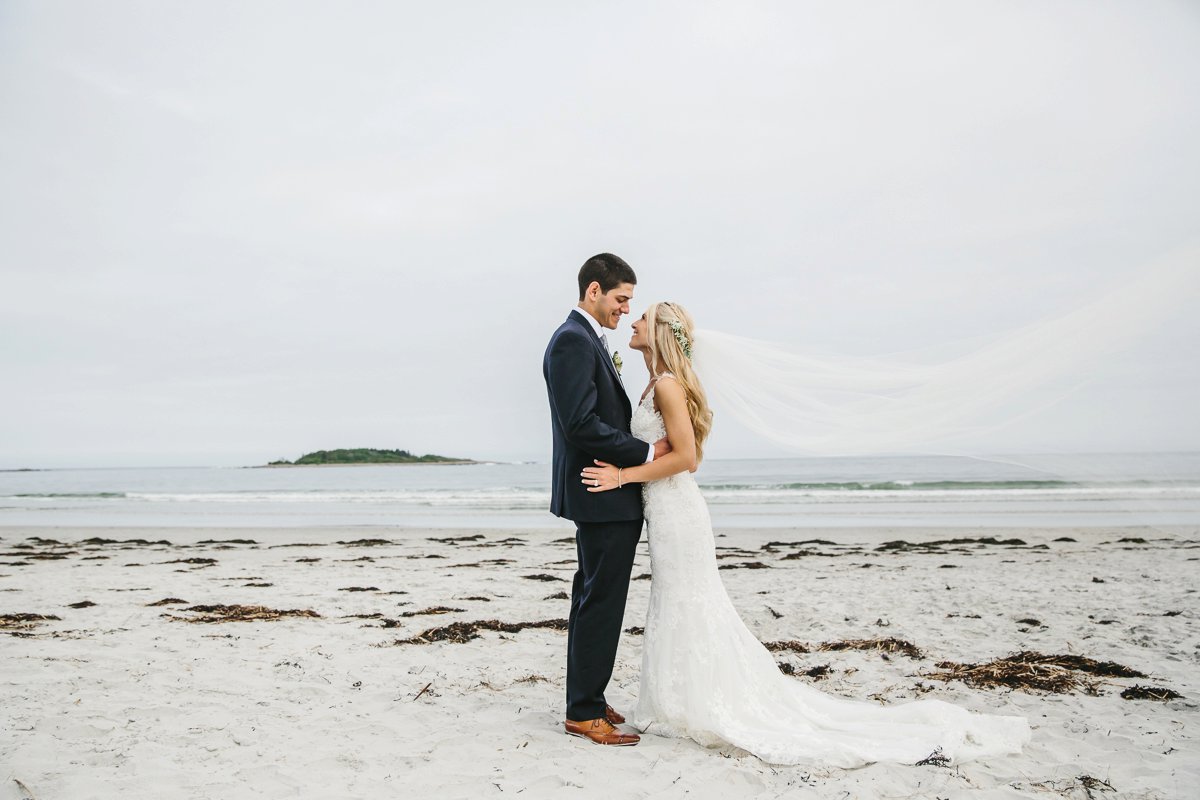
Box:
[584,280,601,301]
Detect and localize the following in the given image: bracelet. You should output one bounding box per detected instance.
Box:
[617,468,623,488]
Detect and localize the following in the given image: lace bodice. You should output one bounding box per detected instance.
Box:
[630,380,667,442]
[630,377,698,494]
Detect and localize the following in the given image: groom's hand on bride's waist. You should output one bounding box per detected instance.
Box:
[652,436,695,472]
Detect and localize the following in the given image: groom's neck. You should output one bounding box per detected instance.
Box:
[576,303,606,330]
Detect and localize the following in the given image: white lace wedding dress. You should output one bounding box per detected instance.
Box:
[629,381,1032,767]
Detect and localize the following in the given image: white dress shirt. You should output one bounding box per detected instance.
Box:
[570,307,654,464]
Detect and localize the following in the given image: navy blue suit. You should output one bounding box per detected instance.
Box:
[543,309,649,721]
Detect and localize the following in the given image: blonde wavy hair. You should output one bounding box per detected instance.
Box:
[644,301,714,462]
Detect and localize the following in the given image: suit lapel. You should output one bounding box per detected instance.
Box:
[596,336,623,386]
[568,312,628,397]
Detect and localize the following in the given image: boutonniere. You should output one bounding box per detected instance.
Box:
[611,350,623,375]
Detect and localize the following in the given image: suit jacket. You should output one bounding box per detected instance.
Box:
[543,310,648,522]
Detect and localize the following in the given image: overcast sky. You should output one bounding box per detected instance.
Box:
[1,1,1198,468]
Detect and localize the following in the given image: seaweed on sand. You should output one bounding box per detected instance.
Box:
[985,651,1145,677]
[166,604,321,623]
[915,747,950,767]
[1024,775,1117,799]
[923,651,1144,694]
[1120,684,1183,701]
[926,659,1086,694]
[763,539,838,549]
[818,637,924,659]
[394,618,568,645]
[777,662,831,679]
[780,550,840,559]
[399,606,465,617]
[1,613,60,631]
[876,537,1026,553]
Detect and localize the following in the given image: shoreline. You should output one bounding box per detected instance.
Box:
[1,522,1193,545]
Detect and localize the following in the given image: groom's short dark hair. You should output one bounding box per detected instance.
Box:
[578,253,637,300]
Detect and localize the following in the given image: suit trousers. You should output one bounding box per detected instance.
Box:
[565,517,643,722]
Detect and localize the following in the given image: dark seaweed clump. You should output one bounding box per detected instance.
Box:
[915,748,950,767]
[1,613,61,632]
[167,604,320,623]
[399,606,465,617]
[819,637,924,659]
[1120,684,1183,701]
[395,618,568,645]
[925,651,1145,694]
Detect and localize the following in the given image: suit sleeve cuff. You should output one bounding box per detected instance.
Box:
[645,443,654,463]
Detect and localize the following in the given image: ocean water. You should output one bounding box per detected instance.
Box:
[1,453,1198,531]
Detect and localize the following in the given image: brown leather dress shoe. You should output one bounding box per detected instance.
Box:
[564,717,640,746]
[605,704,625,725]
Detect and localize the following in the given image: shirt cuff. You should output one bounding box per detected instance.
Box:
[645,443,655,463]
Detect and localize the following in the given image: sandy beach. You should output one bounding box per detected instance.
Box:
[1,524,1196,799]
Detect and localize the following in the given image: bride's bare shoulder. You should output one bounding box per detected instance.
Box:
[652,374,686,408]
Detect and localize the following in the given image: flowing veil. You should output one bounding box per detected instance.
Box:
[691,245,1199,460]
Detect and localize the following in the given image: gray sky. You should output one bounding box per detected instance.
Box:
[2,1,1198,468]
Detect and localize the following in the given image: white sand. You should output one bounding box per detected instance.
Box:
[1,525,1196,799]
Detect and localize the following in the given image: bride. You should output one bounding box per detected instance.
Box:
[580,301,1032,767]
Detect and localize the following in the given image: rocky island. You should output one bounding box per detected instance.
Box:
[265,448,474,466]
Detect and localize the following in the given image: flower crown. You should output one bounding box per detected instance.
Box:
[666,318,693,361]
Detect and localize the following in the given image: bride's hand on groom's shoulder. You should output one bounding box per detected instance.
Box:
[581,460,620,492]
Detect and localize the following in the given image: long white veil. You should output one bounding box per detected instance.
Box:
[692,246,1199,457]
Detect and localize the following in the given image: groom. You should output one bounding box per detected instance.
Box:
[543,253,668,746]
